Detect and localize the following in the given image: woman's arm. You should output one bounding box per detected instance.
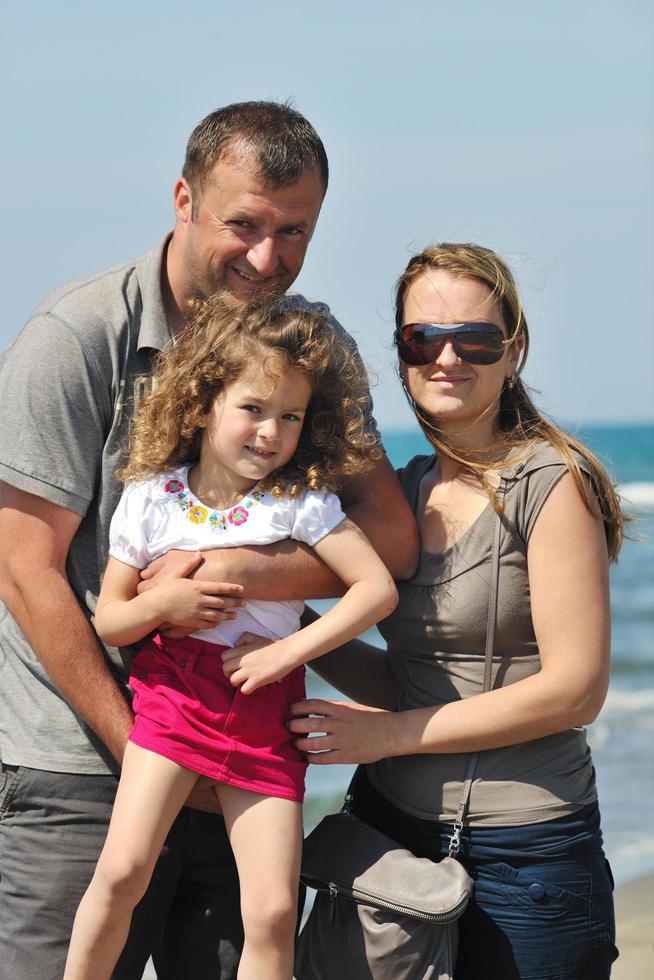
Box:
[302,607,403,709]
[221,518,398,693]
[289,472,611,763]
[95,556,244,647]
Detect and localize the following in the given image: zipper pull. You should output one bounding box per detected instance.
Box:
[328,883,339,922]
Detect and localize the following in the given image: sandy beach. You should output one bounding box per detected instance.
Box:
[140,872,654,978]
[611,872,654,979]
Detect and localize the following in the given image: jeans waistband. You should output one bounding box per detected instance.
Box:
[149,632,228,672]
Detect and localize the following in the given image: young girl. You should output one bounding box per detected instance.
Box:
[63,296,397,980]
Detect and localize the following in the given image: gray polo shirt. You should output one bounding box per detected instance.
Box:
[0,235,357,775]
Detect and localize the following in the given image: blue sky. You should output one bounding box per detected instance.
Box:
[2,0,652,427]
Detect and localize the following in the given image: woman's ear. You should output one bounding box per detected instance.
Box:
[506,335,524,380]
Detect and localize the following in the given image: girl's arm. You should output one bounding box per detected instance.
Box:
[96,556,244,647]
[289,472,611,763]
[221,518,398,693]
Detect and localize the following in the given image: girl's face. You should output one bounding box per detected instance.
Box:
[200,362,313,491]
[400,270,521,443]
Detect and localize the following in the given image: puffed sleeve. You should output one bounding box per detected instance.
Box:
[108,482,152,568]
[288,489,346,546]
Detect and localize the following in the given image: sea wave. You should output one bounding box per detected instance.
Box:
[611,655,654,673]
[602,687,654,713]
[618,482,654,511]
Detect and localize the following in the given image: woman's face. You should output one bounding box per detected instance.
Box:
[400,269,521,442]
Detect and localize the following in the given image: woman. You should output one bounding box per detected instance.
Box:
[290,243,622,979]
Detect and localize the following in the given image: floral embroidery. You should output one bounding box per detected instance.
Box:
[164,474,262,531]
[209,513,228,531]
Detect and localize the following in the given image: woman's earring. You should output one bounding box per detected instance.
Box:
[506,375,516,390]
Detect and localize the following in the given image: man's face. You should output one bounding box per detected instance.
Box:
[174,155,325,303]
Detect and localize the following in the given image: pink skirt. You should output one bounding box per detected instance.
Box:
[129,633,307,802]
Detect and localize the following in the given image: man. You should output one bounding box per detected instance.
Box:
[0,101,417,979]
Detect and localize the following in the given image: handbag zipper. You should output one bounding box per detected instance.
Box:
[305,875,468,923]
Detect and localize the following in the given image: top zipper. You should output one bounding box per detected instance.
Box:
[304,875,468,923]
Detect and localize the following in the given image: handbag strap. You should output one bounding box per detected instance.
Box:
[342,476,507,852]
[448,478,505,857]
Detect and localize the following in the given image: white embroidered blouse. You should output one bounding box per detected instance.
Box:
[108,465,345,646]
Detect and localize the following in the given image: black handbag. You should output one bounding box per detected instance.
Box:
[295,496,505,980]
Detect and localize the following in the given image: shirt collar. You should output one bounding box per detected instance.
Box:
[134,233,174,352]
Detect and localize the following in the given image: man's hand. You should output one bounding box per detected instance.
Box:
[184,777,223,814]
[221,632,296,694]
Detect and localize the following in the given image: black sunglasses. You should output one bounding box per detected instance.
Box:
[396,322,506,366]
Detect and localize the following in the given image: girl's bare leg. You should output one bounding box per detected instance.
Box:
[63,742,199,980]
[217,785,302,980]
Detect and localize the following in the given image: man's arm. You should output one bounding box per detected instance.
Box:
[339,455,419,580]
[0,483,134,765]
[142,455,419,600]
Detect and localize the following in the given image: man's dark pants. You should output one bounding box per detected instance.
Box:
[0,764,243,980]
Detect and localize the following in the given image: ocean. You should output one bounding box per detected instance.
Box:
[303,423,654,887]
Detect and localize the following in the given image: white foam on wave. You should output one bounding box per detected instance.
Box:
[608,834,654,864]
[602,829,654,886]
[602,687,654,713]
[618,482,654,511]
[587,722,610,751]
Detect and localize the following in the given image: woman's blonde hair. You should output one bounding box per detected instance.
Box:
[394,242,624,560]
[121,294,381,496]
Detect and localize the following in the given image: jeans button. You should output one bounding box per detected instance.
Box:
[528,882,546,900]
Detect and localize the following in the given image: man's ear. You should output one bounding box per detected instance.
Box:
[173,178,194,225]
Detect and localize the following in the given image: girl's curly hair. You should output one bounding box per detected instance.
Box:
[120,293,381,496]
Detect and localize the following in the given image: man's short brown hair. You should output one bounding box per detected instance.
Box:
[182,100,329,198]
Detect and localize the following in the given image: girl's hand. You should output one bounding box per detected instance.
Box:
[288,698,400,764]
[221,633,299,694]
[154,578,244,630]
[137,550,204,591]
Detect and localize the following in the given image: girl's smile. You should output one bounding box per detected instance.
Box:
[190,364,313,510]
[246,445,276,459]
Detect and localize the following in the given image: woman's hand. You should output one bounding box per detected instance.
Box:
[288,698,401,765]
[221,632,298,693]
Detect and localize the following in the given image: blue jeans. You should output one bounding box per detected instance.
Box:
[352,769,618,980]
